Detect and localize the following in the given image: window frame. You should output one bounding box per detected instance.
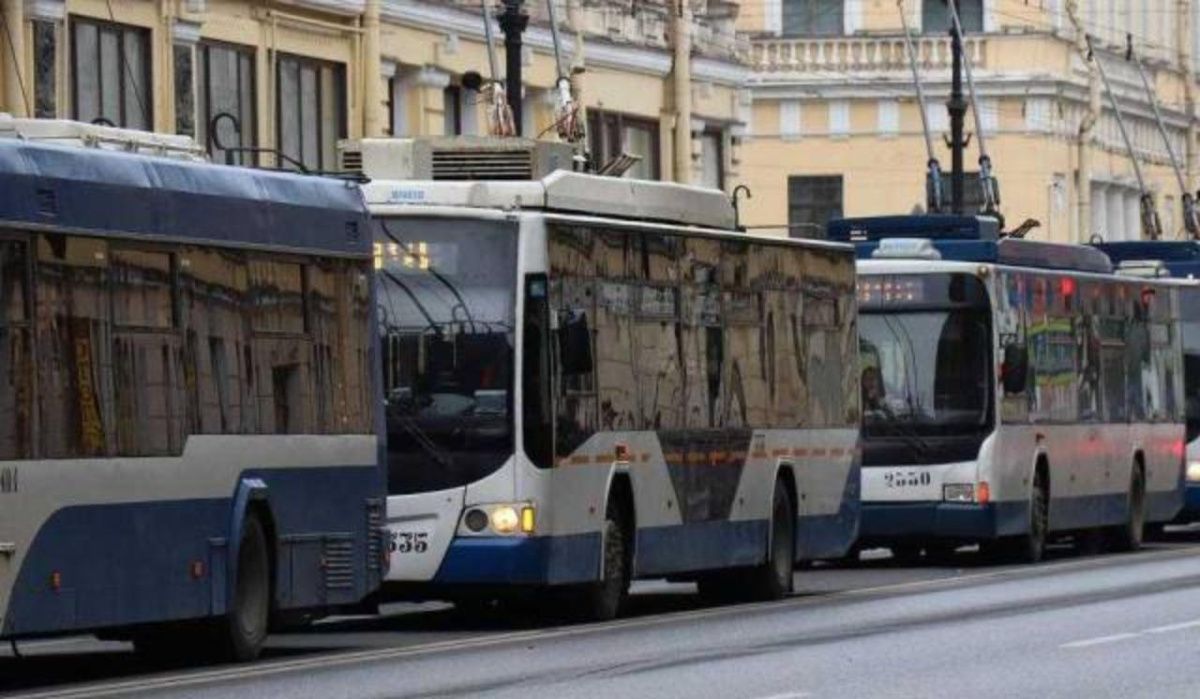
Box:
[196,39,258,166]
[587,109,662,180]
[274,52,347,172]
[69,15,153,128]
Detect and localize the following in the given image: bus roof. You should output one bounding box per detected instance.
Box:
[361,169,738,231]
[829,215,1113,274]
[0,137,370,255]
[1092,240,1200,279]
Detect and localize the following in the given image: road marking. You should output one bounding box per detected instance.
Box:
[10,545,1200,699]
[1143,619,1200,635]
[754,692,812,699]
[1060,632,1141,649]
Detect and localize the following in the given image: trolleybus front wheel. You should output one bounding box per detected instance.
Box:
[214,514,272,662]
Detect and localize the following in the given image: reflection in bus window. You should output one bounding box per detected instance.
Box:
[0,238,31,459]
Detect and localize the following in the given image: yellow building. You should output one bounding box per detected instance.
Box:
[0,0,747,186]
[737,0,1200,243]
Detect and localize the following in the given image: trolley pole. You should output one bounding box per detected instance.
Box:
[947,1,967,214]
[499,0,529,136]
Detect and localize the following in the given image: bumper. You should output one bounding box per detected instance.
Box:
[860,501,1024,542]
[432,533,601,586]
[1172,484,1200,523]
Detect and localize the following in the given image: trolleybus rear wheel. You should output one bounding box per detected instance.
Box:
[698,480,795,602]
[1107,465,1145,553]
[215,514,271,662]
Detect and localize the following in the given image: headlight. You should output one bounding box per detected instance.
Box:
[1187,462,1200,483]
[943,484,974,503]
[464,503,538,535]
[490,506,520,534]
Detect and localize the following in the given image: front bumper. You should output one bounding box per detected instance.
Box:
[859,501,1026,542]
[432,533,601,586]
[1172,483,1200,523]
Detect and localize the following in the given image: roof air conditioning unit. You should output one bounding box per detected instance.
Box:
[338,136,576,181]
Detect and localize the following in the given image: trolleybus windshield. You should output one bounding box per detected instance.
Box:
[375,217,518,494]
[858,273,992,438]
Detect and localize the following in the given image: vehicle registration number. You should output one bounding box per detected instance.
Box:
[389,529,431,554]
[883,470,933,488]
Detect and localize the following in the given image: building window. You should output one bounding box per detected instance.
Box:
[780,100,803,139]
[788,175,843,238]
[922,0,983,34]
[33,20,57,118]
[276,54,345,172]
[588,110,661,180]
[699,129,725,190]
[389,75,406,137]
[198,42,256,166]
[443,84,479,136]
[877,99,899,135]
[782,0,843,36]
[174,44,195,137]
[70,16,151,129]
[828,100,850,136]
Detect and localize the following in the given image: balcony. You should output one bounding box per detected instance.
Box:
[751,33,988,76]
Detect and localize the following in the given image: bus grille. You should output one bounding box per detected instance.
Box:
[322,537,355,592]
[431,149,534,180]
[366,498,386,576]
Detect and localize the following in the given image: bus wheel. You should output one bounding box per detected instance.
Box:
[571,498,631,622]
[214,515,272,662]
[1107,466,1145,553]
[746,481,796,601]
[998,469,1049,564]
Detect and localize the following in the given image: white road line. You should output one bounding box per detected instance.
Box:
[1143,619,1200,635]
[9,545,1200,699]
[754,692,812,699]
[1060,633,1141,650]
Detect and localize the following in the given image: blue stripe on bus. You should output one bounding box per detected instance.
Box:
[1172,484,1200,523]
[860,487,1184,542]
[3,465,380,638]
[433,534,602,585]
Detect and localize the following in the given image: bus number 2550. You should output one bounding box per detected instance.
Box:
[883,470,932,488]
[390,531,429,554]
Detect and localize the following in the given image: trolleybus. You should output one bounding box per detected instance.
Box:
[0,120,382,661]
[1094,240,1200,526]
[356,138,862,618]
[830,216,1185,562]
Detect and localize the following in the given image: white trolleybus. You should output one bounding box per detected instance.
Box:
[1093,240,1200,527]
[828,215,1185,563]
[347,138,862,618]
[0,118,383,661]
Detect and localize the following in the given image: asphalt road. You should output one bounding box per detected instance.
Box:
[6,533,1200,699]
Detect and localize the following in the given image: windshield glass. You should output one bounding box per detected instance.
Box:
[376,216,517,494]
[1182,302,1200,443]
[859,310,991,436]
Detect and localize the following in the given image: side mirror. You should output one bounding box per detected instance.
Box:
[558,310,593,376]
[1001,343,1029,395]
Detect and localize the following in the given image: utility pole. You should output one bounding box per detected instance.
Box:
[498,0,529,136]
[946,0,967,214]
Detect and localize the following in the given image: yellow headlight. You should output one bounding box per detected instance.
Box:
[490,506,520,534]
[1186,462,1200,482]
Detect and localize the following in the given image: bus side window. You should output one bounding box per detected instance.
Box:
[37,234,114,458]
[0,236,32,460]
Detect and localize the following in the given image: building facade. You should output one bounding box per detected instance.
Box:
[738,0,1200,243]
[0,0,748,186]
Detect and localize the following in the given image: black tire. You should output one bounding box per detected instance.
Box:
[745,482,796,601]
[1107,466,1146,553]
[569,498,631,622]
[216,515,272,662]
[996,468,1049,564]
[890,543,923,565]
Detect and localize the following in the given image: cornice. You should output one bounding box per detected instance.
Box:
[377,0,746,86]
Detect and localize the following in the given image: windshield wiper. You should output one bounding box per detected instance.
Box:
[379,220,478,332]
[393,411,455,470]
